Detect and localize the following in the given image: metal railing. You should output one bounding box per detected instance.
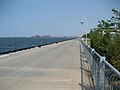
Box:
[80,40,120,90]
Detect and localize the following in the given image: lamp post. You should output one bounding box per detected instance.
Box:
[80,17,88,43]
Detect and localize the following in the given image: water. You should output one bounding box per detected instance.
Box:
[0,37,70,54]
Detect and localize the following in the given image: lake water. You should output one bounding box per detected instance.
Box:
[0,37,70,53]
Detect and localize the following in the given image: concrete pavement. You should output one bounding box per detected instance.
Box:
[0,39,93,90]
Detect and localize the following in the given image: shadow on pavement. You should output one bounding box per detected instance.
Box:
[79,83,94,90]
[80,47,95,90]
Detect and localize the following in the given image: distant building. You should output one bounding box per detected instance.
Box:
[81,38,91,45]
[81,38,91,41]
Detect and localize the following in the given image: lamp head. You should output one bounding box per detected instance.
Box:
[80,21,84,25]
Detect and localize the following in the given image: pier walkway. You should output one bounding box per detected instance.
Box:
[0,39,93,90]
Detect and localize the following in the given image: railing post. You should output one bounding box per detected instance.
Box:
[98,57,106,90]
[91,49,94,76]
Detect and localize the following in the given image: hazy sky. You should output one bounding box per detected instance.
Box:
[0,0,120,37]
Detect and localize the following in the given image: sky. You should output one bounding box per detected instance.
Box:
[0,0,120,37]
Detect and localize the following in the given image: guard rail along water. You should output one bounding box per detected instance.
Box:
[81,40,120,90]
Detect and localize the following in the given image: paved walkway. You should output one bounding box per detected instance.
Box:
[0,39,93,90]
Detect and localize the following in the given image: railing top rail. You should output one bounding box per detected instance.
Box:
[81,40,101,57]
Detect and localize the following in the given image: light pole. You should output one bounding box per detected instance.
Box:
[80,17,88,43]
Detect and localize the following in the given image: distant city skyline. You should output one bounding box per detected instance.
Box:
[0,0,120,37]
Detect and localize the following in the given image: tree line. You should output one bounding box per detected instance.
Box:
[84,9,120,71]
